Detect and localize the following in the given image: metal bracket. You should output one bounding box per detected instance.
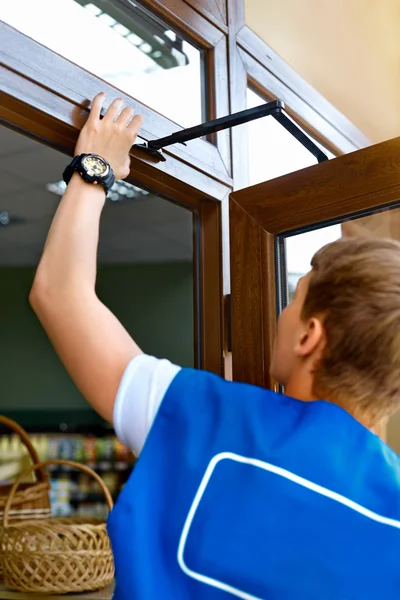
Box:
[133,100,329,163]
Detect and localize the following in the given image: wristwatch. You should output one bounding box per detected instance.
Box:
[63,154,115,194]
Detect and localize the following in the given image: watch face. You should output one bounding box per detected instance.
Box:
[82,155,109,177]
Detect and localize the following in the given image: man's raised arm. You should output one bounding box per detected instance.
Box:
[30,93,144,423]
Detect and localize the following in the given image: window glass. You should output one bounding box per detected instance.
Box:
[2,0,205,127]
[246,88,335,186]
[284,208,400,301]
[285,225,342,300]
[0,124,195,429]
[0,123,196,512]
[282,205,400,453]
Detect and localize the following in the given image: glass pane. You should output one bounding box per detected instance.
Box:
[2,0,204,127]
[285,225,342,301]
[284,208,400,301]
[0,124,195,433]
[282,206,400,453]
[246,88,335,186]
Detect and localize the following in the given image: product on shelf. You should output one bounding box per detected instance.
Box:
[102,471,119,496]
[115,438,131,463]
[1,429,134,517]
[83,437,97,463]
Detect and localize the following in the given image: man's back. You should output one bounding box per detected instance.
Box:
[108,368,400,599]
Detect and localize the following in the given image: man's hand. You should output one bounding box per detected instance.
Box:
[75,93,143,180]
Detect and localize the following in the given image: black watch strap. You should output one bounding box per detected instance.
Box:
[63,154,115,194]
[63,155,83,186]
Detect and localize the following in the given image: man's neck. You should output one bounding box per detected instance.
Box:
[284,373,379,433]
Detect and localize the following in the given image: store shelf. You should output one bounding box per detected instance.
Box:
[47,461,133,472]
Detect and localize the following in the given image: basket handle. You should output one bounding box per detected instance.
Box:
[3,459,114,527]
[0,415,47,483]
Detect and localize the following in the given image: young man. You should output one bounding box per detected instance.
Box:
[30,94,400,599]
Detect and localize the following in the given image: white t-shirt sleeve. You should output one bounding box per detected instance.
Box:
[113,354,181,455]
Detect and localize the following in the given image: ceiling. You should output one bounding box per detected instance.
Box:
[0,125,193,267]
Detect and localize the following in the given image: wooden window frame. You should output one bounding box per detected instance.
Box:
[229,138,400,388]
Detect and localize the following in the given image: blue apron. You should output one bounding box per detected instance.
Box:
[107,368,400,599]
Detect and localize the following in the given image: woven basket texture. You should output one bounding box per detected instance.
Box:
[1,459,114,594]
[0,416,51,580]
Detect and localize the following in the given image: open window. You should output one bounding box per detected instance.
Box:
[230,135,400,449]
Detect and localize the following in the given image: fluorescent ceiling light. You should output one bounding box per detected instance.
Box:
[84,3,102,16]
[164,30,176,42]
[81,2,189,69]
[46,181,67,196]
[113,23,130,37]
[0,211,10,226]
[0,211,26,227]
[140,43,152,54]
[98,13,116,27]
[153,35,165,45]
[127,32,143,45]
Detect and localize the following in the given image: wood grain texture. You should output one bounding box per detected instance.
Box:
[182,0,228,32]
[0,84,229,206]
[0,22,231,185]
[260,230,278,390]
[230,197,276,386]
[230,135,400,389]
[231,136,400,235]
[142,0,226,43]
[198,201,225,374]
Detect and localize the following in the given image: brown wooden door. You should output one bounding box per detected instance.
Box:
[229,136,400,390]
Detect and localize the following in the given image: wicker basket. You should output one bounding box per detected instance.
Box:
[0,416,51,579]
[1,459,115,594]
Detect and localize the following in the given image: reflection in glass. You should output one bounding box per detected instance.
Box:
[0,125,195,429]
[2,0,204,127]
[283,205,400,453]
[284,207,400,301]
[246,88,335,186]
[285,225,341,300]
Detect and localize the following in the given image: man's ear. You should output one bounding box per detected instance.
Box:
[294,317,324,358]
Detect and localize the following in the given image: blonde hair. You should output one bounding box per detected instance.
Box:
[302,236,400,423]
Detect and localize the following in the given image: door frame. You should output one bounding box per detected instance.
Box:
[229,137,400,387]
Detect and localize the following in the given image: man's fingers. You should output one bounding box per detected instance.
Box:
[117,106,135,128]
[103,97,125,122]
[88,93,105,123]
[127,114,144,135]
